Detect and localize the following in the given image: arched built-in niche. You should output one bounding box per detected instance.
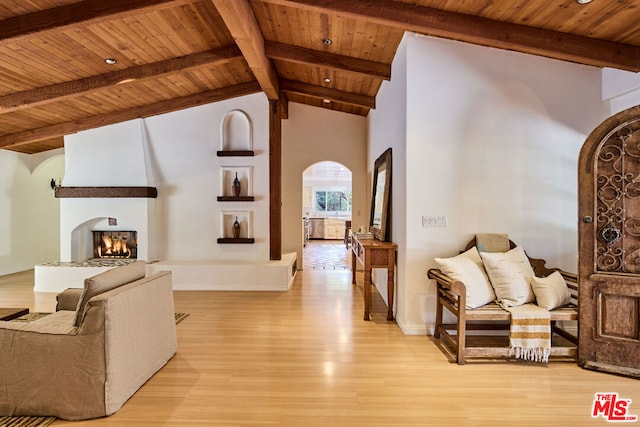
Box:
[219,109,253,153]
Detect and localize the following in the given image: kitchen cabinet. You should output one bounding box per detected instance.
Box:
[324,219,346,240]
[307,218,349,240]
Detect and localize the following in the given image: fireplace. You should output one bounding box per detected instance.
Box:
[93,231,137,259]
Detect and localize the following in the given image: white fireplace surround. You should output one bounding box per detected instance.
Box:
[58,119,155,262]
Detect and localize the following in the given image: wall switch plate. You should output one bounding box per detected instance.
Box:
[422,215,447,228]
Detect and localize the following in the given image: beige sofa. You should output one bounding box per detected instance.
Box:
[0,262,177,420]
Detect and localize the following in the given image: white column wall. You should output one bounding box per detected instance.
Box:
[282,103,368,266]
[367,36,408,324]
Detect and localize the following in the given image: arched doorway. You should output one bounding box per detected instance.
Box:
[302,161,352,270]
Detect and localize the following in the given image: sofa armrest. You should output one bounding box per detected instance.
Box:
[56,288,84,312]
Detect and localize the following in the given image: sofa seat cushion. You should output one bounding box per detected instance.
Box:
[0,311,77,334]
[74,261,146,326]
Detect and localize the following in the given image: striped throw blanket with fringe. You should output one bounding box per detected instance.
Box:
[504,303,551,363]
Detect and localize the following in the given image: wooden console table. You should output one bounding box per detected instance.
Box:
[351,235,397,321]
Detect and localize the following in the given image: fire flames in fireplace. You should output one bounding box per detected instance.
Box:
[93,231,137,259]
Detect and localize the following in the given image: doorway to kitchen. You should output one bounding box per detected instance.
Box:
[302,161,352,270]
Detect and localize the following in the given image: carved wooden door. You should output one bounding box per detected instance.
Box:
[578,105,640,378]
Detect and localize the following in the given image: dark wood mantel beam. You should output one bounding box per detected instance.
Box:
[263,0,640,72]
[55,186,158,198]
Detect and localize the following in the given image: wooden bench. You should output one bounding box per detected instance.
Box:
[427,239,578,364]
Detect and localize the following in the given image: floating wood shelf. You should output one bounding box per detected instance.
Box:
[217,238,255,244]
[216,150,255,157]
[54,186,158,198]
[216,196,254,202]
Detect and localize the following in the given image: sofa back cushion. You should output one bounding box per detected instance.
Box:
[74,261,146,326]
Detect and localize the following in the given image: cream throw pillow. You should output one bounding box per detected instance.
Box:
[530,271,571,310]
[434,247,495,309]
[479,246,535,307]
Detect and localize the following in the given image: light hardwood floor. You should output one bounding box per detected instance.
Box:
[1,268,639,426]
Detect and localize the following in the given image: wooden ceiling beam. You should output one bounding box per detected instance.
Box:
[280,92,289,120]
[211,0,280,99]
[0,46,243,113]
[0,82,261,150]
[280,79,375,109]
[265,41,391,80]
[264,0,640,72]
[0,0,192,47]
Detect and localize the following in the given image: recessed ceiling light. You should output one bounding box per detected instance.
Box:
[105,58,117,65]
[576,0,592,4]
[322,99,331,104]
[323,77,331,83]
[322,38,333,45]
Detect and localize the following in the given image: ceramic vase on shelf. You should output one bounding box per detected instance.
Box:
[232,216,241,238]
[232,172,241,197]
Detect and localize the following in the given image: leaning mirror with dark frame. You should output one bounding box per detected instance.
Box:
[370,148,392,241]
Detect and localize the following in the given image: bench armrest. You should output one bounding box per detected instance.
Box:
[427,268,468,310]
[427,268,467,295]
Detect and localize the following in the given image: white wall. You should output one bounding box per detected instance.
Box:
[0,149,64,275]
[145,95,270,261]
[367,35,408,319]
[369,33,606,334]
[602,68,640,115]
[282,103,368,266]
[62,93,270,263]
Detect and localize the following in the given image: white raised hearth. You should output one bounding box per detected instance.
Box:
[34,259,137,293]
[146,252,297,291]
[35,254,297,293]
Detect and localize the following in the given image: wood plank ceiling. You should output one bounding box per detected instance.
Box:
[0,0,639,154]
